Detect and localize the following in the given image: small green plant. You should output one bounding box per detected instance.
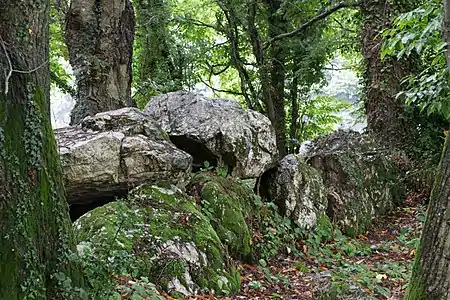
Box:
[200,161,214,171]
[215,166,228,177]
[293,261,310,273]
[248,280,263,289]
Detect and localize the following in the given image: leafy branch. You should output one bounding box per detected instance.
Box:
[265,1,362,48]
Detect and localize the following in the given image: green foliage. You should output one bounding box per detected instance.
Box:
[253,201,305,260]
[306,206,426,299]
[200,160,214,172]
[132,0,216,107]
[290,95,352,144]
[382,0,450,119]
[216,267,241,295]
[131,0,357,150]
[380,1,449,193]
[49,4,74,96]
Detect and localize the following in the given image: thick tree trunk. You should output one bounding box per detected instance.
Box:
[66,0,136,125]
[404,134,450,299]
[360,0,408,148]
[403,1,450,298]
[0,1,84,299]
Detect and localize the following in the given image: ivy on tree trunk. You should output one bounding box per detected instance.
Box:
[0,1,85,298]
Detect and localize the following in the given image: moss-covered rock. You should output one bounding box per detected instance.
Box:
[187,173,259,261]
[74,185,240,297]
[307,130,405,236]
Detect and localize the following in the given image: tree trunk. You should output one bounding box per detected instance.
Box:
[289,57,300,154]
[404,132,450,299]
[135,0,183,95]
[0,1,84,299]
[66,0,136,125]
[266,0,288,158]
[403,2,450,298]
[360,0,408,148]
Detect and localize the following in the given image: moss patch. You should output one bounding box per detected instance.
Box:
[187,173,260,261]
[74,184,238,296]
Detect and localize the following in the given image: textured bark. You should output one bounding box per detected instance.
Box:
[0,1,84,298]
[266,0,288,158]
[360,0,409,148]
[404,135,450,300]
[66,0,136,125]
[403,2,450,298]
[289,57,300,154]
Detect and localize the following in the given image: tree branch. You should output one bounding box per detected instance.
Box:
[206,62,231,76]
[199,77,244,96]
[179,17,219,31]
[0,36,12,95]
[265,1,362,48]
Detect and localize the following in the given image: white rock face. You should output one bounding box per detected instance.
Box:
[260,154,327,229]
[159,240,207,295]
[56,107,193,205]
[144,91,278,178]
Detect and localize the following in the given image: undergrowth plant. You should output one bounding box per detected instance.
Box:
[252,198,425,299]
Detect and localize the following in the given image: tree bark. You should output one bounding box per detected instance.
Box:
[360,0,408,148]
[0,0,84,299]
[66,0,136,125]
[404,131,450,300]
[289,56,300,154]
[403,2,450,298]
[266,0,288,158]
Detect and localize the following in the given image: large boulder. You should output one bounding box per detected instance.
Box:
[144,91,278,178]
[260,154,328,230]
[74,185,240,297]
[56,107,193,209]
[305,130,404,236]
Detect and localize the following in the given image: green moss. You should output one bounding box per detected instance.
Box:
[403,137,450,300]
[316,214,333,234]
[188,173,259,261]
[0,86,84,299]
[75,185,236,294]
[403,247,435,300]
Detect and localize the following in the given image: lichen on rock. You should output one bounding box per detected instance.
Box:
[144,91,278,178]
[260,154,328,230]
[306,130,405,236]
[56,107,193,210]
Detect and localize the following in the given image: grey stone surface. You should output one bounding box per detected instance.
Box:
[260,154,327,229]
[56,107,192,205]
[144,91,278,178]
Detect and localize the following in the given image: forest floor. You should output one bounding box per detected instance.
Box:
[174,192,427,300]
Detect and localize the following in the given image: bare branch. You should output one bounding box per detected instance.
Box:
[199,77,244,96]
[178,17,219,31]
[265,2,362,48]
[324,66,353,71]
[1,35,49,95]
[0,36,12,95]
[13,60,49,74]
[206,62,231,76]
